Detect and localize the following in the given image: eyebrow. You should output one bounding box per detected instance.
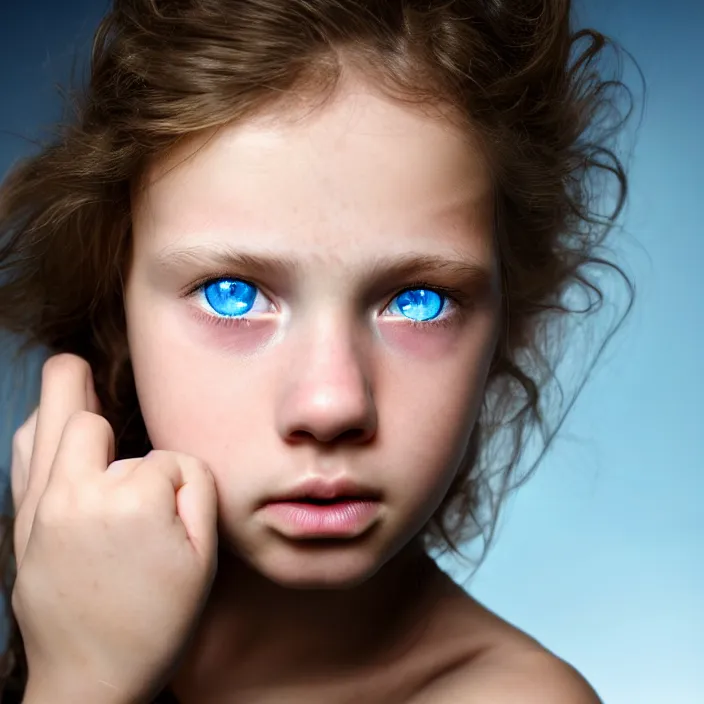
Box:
[153,243,497,295]
[154,244,301,281]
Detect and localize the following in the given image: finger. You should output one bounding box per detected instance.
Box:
[27,354,96,499]
[105,458,141,477]
[176,460,218,562]
[10,408,38,513]
[14,411,115,567]
[48,411,116,485]
[85,364,102,415]
[138,452,218,560]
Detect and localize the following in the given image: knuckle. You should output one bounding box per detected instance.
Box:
[106,458,135,476]
[180,453,209,474]
[173,453,214,486]
[112,485,148,516]
[145,449,204,471]
[42,353,90,385]
[142,450,213,488]
[141,449,170,472]
[64,409,111,437]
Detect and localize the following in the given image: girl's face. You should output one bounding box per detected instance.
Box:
[125,79,500,588]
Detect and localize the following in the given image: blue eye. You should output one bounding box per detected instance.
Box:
[195,280,452,325]
[203,279,258,317]
[390,289,445,321]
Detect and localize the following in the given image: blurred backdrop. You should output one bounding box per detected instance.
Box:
[0,1,701,701]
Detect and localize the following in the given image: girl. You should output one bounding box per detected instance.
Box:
[0,1,634,702]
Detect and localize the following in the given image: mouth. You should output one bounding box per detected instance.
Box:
[258,499,381,539]
[258,477,382,538]
[274,496,372,506]
[264,476,382,506]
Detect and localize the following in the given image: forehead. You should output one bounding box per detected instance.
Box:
[132,79,494,264]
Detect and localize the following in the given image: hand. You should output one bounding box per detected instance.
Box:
[11,354,219,704]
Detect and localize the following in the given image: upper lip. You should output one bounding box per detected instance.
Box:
[264,476,381,504]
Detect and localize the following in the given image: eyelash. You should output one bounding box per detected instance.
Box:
[390,284,468,330]
[183,275,471,330]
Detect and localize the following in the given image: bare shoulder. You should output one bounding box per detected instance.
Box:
[405,569,601,703]
[411,647,602,703]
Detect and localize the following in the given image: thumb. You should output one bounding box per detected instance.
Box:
[175,460,219,565]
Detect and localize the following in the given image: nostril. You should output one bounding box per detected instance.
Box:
[337,428,367,443]
[287,426,371,444]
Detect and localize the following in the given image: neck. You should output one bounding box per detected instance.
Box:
[170,541,442,702]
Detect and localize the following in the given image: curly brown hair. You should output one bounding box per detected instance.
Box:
[0,0,636,697]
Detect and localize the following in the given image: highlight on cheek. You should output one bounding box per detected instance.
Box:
[379,317,465,358]
[186,302,276,355]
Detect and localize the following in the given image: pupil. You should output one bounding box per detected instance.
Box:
[397,289,442,321]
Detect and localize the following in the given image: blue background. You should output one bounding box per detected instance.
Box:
[1,1,701,701]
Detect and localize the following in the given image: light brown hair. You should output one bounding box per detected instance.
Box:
[0,0,637,695]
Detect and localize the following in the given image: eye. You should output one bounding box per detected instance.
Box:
[387,288,447,322]
[198,278,271,318]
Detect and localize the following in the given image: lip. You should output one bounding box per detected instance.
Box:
[258,476,382,539]
[263,476,382,504]
[258,499,381,539]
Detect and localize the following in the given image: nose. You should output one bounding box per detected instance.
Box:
[276,318,377,446]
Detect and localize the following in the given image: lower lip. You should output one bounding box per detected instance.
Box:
[259,500,380,538]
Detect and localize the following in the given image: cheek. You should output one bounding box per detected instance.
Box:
[379,319,464,358]
[185,313,275,355]
[125,295,261,462]
[375,369,481,543]
[380,312,496,444]
[380,341,491,502]
[125,279,496,501]
[380,309,498,507]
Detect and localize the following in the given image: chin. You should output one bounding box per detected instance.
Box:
[236,536,391,590]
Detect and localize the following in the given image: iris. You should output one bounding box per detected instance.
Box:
[391,289,444,322]
[202,278,445,322]
[203,279,258,317]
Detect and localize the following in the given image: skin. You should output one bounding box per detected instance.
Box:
[11,75,601,703]
[124,77,500,699]
[126,80,500,590]
[124,77,601,703]
[11,358,218,704]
